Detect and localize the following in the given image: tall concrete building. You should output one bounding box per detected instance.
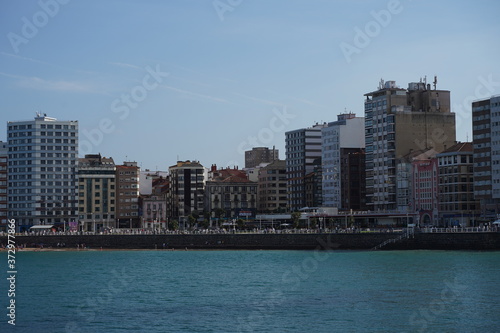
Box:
[364,78,456,211]
[340,150,366,211]
[472,95,500,219]
[257,159,287,213]
[285,123,327,211]
[304,160,322,208]
[0,141,7,231]
[7,114,78,230]
[437,142,479,227]
[168,160,206,226]
[321,113,365,209]
[245,147,279,168]
[77,154,116,231]
[116,161,140,228]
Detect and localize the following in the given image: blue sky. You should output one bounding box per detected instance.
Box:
[1,0,499,170]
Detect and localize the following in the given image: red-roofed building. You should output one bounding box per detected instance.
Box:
[206,164,257,224]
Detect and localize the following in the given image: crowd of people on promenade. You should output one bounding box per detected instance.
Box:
[1,225,497,237]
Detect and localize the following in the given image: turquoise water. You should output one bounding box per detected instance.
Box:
[1,250,500,333]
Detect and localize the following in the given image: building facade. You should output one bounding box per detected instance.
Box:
[7,114,79,230]
[0,141,7,231]
[245,147,279,168]
[168,160,206,225]
[77,154,116,231]
[472,95,500,220]
[141,177,169,229]
[438,142,479,227]
[364,79,456,211]
[304,162,322,208]
[412,153,439,226]
[340,149,366,211]
[206,165,257,222]
[116,161,140,228]
[257,159,287,213]
[321,113,365,209]
[285,123,327,211]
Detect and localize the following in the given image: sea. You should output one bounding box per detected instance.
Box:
[1,249,499,333]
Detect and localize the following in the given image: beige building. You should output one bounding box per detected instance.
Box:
[78,154,116,231]
[438,142,479,227]
[364,78,456,211]
[116,161,140,228]
[245,147,279,168]
[257,159,287,213]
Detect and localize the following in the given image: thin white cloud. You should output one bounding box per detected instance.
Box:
[232,92,284,107]
[0,52,97,75]
[290,97,326,108]
[169,75,213,88]
[1,52,56,67]
[17,76,103,94]
[108,62,142,70]
[0,71,24,80]
[161,84,230,104]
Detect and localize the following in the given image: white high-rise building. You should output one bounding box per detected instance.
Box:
[321,113,365,208]
[7,114,79,230]
[285,123,327,211]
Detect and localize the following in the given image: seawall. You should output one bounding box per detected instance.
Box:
[2,232,500,250]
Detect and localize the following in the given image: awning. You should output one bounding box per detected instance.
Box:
[30,225,55,230]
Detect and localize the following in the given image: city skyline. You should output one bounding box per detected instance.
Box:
[1,0,499,170]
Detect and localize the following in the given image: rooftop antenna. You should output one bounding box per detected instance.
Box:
[378,78,384,90]
[433,75,437,90]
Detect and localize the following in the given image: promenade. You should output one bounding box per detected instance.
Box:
[1,226,499,251]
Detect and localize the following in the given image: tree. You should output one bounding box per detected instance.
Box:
[169,220,179,231]
[291,212,301,229]
[187,215,196,230]
[213,208,225,228]
[236,218,245,230]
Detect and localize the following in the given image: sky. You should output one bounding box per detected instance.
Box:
[1,0,499,171]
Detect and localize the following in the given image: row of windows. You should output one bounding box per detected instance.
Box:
[9,146,77,152]
[8,124,76,130]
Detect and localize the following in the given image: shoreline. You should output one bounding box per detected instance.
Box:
[2,231,500,251]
